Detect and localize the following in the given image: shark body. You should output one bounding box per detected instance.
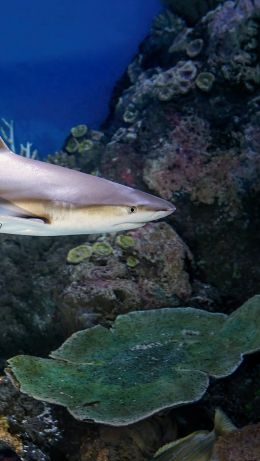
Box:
[0,138,175,236]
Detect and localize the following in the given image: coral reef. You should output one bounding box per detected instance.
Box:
[54,223,193,333]
[101,0,260,304]
[206,0,260,91]
[48,124,105,173]
[0,0,259,459]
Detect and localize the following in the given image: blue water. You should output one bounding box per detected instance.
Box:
[0,0,161,156]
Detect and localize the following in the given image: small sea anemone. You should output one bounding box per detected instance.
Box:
[90,130,104,141]
[126,255,139,268]
[65,138,79,154]
[66,245,92,264]
[123,106,139,124]
[116,235,136,249]
[186,39,204,58]
[70,124,88,138]
[78,139,94,154]
[196,72,215,92]
[92,242,113,257]
[177,60,197,82]
[175,60,198,95]
[157,86,176,101]
[151,10,184,37]
[155,61,197,101]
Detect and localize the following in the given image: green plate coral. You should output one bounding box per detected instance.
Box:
[6,296,260,426]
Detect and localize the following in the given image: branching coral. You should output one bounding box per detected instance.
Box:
[0,118,38,158]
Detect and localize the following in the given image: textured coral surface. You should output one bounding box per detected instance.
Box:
[214,423,260,461]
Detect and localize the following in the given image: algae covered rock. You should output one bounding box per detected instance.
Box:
[54,223,193,333]
[62,414,176,461]
[213,423,260,461]
[6,296,260,426]
[0,376,61,461]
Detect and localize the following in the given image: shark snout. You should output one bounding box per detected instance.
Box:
[151,207,175,221]
[158,202,176,214]
[135,190,176,223]
[142,194,176,215]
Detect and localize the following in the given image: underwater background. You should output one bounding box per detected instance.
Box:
[0,0,259,460]
[0,0,161,155]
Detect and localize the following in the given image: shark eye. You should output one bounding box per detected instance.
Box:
[128,206,137,214]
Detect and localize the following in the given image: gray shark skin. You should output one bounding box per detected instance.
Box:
[0,137,175,236]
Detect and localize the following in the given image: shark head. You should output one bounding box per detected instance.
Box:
[57,174,176,234]
[87,186,176,232]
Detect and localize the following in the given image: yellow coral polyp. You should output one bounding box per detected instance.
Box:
[0,415,23,454]
[92,241,113,256]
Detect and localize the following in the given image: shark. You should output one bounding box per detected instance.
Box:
[0,137,175,236]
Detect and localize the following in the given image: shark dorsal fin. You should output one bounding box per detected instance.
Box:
[0,137,13,154]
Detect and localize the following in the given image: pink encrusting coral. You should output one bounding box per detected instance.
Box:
[213,423,260,461]
[143,114,254,211]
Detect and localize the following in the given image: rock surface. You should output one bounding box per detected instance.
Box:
[0,377,61,461]
[54,223,193,333]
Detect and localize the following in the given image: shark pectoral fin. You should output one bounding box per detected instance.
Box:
[0,215,47,236]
